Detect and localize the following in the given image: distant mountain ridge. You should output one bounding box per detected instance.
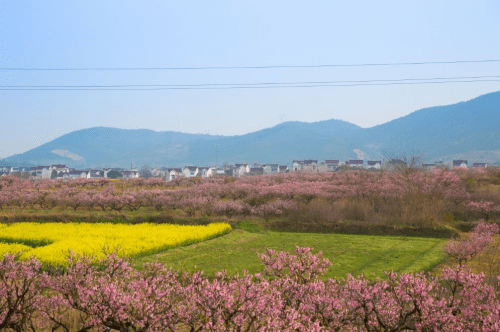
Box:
[3,91,500,168]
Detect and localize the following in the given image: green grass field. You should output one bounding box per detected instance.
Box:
[136,224,447,280]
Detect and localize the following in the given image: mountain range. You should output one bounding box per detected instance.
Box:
[3,90,500,168]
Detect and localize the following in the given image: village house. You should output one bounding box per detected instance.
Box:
[56,172,69,180]
[317,160,339,172]
[166,168,183,181]
[151,168,168,177]
[182,166,199,178]
[197,167,210,178]
[11,167,31,174]
[325,160,339,171]
[262,164,279,175]
[205,167,218,178]
[453,160,468,168]
[302,160,318,173]
[422,163,436,170]
[278,165,289,173]
[472,163,487,168]
[317,163,328,172]
[121,170,139,178]
[67,170,88,179]
[233,164,250,177]
[102,168,114,178]
[250,167,264,175]
[347,160,364,168]
[50,164,69,173]
[292,161,305,171]
[205,168,215,178]
[88,170,103,179]
[31,166,52,179]
[294,160,341,172]
[367,161,382,170]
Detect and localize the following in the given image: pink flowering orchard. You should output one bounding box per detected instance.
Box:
[467,200,500,221]
[1,241,499,331]
[1,169,500,330]
[0,168,487,224]
[445,221,500,266]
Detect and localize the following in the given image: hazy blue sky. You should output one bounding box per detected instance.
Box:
[2,0,500,157]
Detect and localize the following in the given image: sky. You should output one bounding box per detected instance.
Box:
[2,0,500,158]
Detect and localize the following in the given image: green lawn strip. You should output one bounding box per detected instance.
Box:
[391,240,448,274]
[134,230,447,280]
[128,226,232,260]
[341,237,447,277]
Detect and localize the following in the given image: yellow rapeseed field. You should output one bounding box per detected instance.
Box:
[0,242,34,257]
[0,222,231,265]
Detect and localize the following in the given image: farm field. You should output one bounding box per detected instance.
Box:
[1,171,500,330]
[0,221,447,278]
[137,225,448,279]
[0,222,231,265]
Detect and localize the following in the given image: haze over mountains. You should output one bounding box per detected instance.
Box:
[3,91,500,168]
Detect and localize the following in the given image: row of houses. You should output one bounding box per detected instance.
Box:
[291,159,490,172]
[0,159,491,180]
[0,164,267,181]
[291,160,383,172]
[423,160,488,169]
[233,164,289,177]
[161,167,222,181]
[0,165,140,180]
[162,164,290,180]
[0,163,288,181]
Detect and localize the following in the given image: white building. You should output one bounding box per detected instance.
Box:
[262,164,279,174]
[278,165,289,173]
[197,167,210,178]
[30,166,52,179]
[206,167,217,178]
[292,161,304,171]
[453,160,468,168]
[151,168,167,177]
[292,160,318,172]
[233,164,250,177]
[50,164,69,173]
[166,168,183,181]
[88,170,103,178]
[472,163,487,168]
[324,160,339,171]
[122,171,139,178]
[367,161,382,169]
[183,166,199,178]
[348,160,364,168]
[67,170,88,179]
[10,167,31,174]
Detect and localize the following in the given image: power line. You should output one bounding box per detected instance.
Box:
[1,78,500,90]
[2,59,500,71]
[2,75,500,89]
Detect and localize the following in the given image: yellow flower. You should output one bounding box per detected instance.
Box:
[0,222,231,266]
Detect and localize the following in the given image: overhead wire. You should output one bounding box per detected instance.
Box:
[1,78,500,90]
[2,75,500,88]
[2,59,500,71]
[2,60,500,90]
